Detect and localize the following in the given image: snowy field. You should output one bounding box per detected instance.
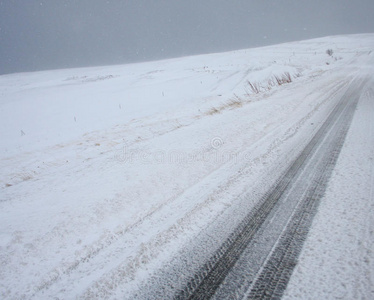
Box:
[1,34,373,299]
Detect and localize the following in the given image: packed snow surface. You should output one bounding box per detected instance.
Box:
[1,34,373,299]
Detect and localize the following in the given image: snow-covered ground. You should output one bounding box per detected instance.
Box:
[0,34,373,299]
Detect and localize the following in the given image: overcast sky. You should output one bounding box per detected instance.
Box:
[1,0,374,75]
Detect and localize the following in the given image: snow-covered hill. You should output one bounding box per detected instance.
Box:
[1,34,373,299]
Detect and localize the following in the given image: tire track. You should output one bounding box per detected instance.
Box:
[175,78,366,299]
[246,88,359,299]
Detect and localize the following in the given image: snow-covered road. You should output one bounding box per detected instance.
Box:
[1,34,373,299]
[128,75,373,300]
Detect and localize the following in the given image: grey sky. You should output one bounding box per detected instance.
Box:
[1,0,373,75]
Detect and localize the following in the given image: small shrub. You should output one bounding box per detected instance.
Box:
[326,49,334,56]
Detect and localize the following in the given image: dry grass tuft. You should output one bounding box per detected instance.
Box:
[204,71,297,117]
[246,80,261,94]
[274,72,292,86]
[206,107,221,115]
[226,95,243,108]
